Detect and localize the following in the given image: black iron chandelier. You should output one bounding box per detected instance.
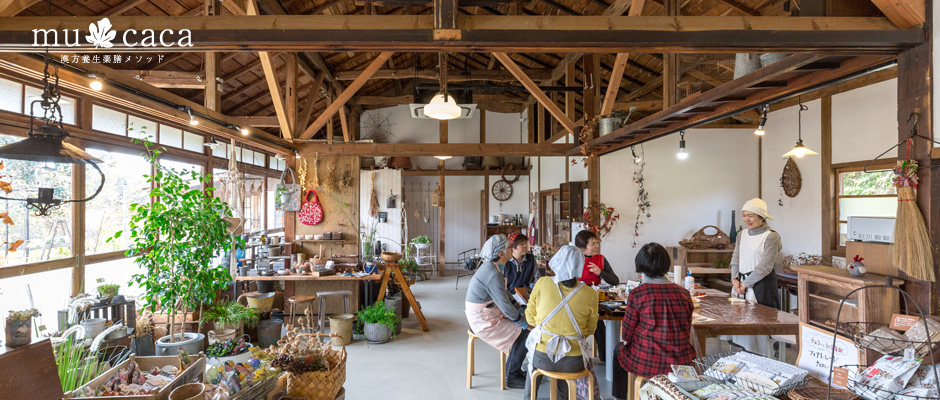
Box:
[0,53,105,216]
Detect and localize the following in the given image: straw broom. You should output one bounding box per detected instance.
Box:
[369,172,380,217]
[892,160,935,282]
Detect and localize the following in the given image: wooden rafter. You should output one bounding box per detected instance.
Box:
[600,0,645,116]
[869,0,925,29]
[104,0,149,15]
[297,142,574,156]
[494,52,577,134]
[0,0,40,16]
[334,68,552,81]
[246,0,293,139]
[299,52,394,140]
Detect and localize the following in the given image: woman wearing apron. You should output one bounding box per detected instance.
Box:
[524,245,599,399]
[575,230,620,363]
[466,234,531,389]
[729,198,783,355]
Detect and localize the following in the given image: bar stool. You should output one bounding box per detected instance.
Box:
[530,368,594,400]
[287,295,317,327]
[316,290,352,336]
[467,329,508,390]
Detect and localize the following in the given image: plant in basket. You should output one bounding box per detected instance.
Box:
[357,302,398,344]
[265,329,346,400]
[5,308,39,346]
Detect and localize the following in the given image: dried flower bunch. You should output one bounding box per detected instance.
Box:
[135,310,153,338]
[265,317,333,374]
[572,114,605,168]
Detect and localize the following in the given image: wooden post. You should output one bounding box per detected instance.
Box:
[439,119,447,276]
[820,96,834,258]
[566,62,576,121]
[204,0,221,113]
[583,54,600,226]
[71,137,86,297]
[481,110,489,245]
[663,0,679,108]
[286,53,298,136]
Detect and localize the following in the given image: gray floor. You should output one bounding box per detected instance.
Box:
[335,275,795,400]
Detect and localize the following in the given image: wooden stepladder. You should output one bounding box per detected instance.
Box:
[376,262,429,332]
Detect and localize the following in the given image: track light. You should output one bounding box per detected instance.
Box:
[183,107,198,126]
[754,104,769,136]
[295,151,301,159]
[89,74,104,91]
[676,130,688,160]
[240,126,249,135]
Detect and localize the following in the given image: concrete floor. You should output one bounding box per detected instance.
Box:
[335,275,793,400]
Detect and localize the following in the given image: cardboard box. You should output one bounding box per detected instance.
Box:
[67,354,205,400]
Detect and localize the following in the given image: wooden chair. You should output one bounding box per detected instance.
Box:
[530,368,593,400]
[287,295,317,326]
[628,372,647,400]
[467,329,508,390]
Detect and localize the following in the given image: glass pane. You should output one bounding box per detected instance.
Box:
[254,152,265,167]
[0,268,72,338]
[839,196,897,221]
[244,175,264,231]
[159,125,183,148]
[160,160,202,190]
[183,131,204,153]
[266,177,283,229]
[92,105,127,136]
[127,115,155,141]
[840,169,896,195]
[0,77,22,113]
[839,222,848,247]
[85,257,145,301]
[242,148,252,164]
[85,149,151,255]
[212,142,228,159]
[25,86,75,125]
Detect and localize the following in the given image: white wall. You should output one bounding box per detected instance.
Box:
[832,79,899,164]
[360,169,403,253]
[600,129,760,281]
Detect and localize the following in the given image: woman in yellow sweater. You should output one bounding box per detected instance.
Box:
[524,245,599,399]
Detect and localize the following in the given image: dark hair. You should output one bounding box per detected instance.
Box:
[635,242,670,278]
[574,230,598,250]
[559,278,578,288]
[510,233,529,249]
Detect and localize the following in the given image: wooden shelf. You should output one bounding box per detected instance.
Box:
[401,167,531,177]
[808,292,858,307]
[295,240,357,245]
[688,267,732,275]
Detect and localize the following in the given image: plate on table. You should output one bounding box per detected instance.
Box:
[691,292,707,299]
[600,301,625,309]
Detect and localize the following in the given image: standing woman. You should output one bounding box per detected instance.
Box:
[574,230,620,363]
[466,234,531,389]
[729,198,783,354]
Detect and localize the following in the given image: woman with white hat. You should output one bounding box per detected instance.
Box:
[728,198,783,354]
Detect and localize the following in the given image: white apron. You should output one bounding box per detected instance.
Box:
[731,229,771,356]
[525,282,599,399]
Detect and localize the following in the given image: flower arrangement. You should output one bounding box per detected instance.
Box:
[265,324,335,373]
[581,202,621,238]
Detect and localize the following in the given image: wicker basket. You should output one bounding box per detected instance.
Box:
[788,386,858,400]
[285,333,347,400]
[680,225,732,250]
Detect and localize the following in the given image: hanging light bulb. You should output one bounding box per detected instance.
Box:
[676,130,688,160]
[782,103,818,158]
[89,74,104,91]
[240,126,249,135]
[631,145,642,164]
[425,52,462,120]
[434,155,453,160]
[754,104,768,136]
[295,151,301,159]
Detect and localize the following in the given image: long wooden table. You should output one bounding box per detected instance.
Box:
[236,273,384,315]
[598,295,800,379]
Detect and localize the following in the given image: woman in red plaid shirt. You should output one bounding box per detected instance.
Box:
[611,242,696,399]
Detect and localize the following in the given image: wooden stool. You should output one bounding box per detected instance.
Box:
[287,295,317,326]
[627,372,647,400]
[467,329,508,390]
[530,368,593,400]
[316,290,352,337]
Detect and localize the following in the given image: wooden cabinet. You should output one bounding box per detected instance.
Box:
[559,181,586,222]
[666,246,735,275]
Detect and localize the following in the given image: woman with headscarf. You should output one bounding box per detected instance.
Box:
[466,234,531,389]
[524,245,599,399]
[728,198,783,354]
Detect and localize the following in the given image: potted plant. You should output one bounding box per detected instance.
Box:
[357,302,397,344]
[411,235,431,250]
[109,135,240,357]
[5,308,39,347]
[96,283,120,302]
[205,335,253,366]
[201,301,260,335]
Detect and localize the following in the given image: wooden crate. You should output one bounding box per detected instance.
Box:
[67,354,205,400]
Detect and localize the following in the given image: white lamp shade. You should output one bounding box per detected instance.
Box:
[424,93,461,120]
[782,141,818,158]
[434,155,453,160]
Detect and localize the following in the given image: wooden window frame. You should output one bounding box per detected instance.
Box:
[828,159,896,257]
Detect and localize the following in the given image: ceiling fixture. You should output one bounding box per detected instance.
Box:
[434,156,453,160]
[424,53,461,120]
[88,74,104,91]
[182,106,198,126]
[754,104,769,136]
[240,126,249,135]
[676,130,688,160]
[0,52,105,216]
[782,102,818,158]
[204,136,221,151]
[631,145,642,164]
[295,151,301,159]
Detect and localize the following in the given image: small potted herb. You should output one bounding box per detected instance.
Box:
[5,308,40,347]
[96,284,120,302]
[357,302,398,344]
[201,301,260,335]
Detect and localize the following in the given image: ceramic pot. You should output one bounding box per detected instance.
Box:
[4,319,32,346]
[155,332,205,356]
[364,322,392,344]
[207,348,253,366]
[384,295,403,335]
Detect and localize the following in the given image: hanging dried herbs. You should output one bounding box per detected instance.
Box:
[581,202,620,238]
[322,157,338,192]
[632,145,651,247]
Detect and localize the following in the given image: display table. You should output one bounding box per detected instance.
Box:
[598,293,799,381]
[236,273,383,315]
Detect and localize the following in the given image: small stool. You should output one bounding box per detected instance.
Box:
[628,372,647,400]
[316,290,352,336]
[287,295,317,327]
[530,368,593,400]
[467,329,508,390]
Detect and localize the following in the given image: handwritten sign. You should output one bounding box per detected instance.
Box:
[796,323,860,388]
[890,314,921,331]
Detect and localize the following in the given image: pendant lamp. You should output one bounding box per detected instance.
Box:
[782,102,818,158]
[425,53,461,120]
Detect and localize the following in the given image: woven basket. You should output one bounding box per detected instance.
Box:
[679,225,732,250]
[285,333,347,400]
[787,387,858,400]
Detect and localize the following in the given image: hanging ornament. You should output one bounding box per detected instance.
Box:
[781,157,802,197]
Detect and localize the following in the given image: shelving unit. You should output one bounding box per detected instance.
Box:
[559,181,586,221]
[485,225,526,237]
[666,246,734,276]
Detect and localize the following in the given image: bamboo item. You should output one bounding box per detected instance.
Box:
[892,160,934,282]
[369,172,379,217]
[298,157,309,190]
[310,153,319,189]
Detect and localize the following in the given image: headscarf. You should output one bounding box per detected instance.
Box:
[506,232,522,248]
[480,234,508,261]
[742,197,773,220]
[548,245,584,284]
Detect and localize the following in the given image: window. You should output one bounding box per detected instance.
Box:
[84,149,151,255]
[0,268,72,339]
[128,115,155,141]
[835,167,897,247]
[92,105,127,136]
[85,257,144,300]
[25,86,75,125]
[160,159,203,190]
[183,132,203,153]
[266,177,284,229]
[244,175,264,231]
[0,77,23,113]
[159,125,183,148]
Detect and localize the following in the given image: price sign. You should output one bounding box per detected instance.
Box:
[796,323,860,389]
[890,314,921,331]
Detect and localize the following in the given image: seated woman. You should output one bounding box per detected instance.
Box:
[465,234,530,389]
[524,245,599,400]
[504,232,536,302]
[575,230,620,363]
[612,242,696,399]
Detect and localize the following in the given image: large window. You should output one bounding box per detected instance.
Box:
[0,268,72,338]
[266,177,284,229]
[836,167,897,248]
[84,148,151,255]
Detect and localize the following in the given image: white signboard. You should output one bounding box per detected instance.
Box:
[796,323,861,388]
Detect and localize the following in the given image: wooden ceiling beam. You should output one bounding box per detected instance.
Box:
[233,115,281,127]
[494,52,577,133]
[0,0,41,17]
[104,0,149,15]
[246,0,292,139]
[601,0,645,116]
[299,71,325,133]
[869,0,924,29]
[335,67,552,81]
[299,52,394,140]
[297,142,574,156]
[128,70,205,88]
[0,16,917,53]
[713,0,760,16]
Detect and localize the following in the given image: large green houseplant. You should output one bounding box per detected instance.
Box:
[109,136,239,354]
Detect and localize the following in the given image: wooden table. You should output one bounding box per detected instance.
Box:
[234,274,382,281]
[236,273,383,314]
[598,294,800,379]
